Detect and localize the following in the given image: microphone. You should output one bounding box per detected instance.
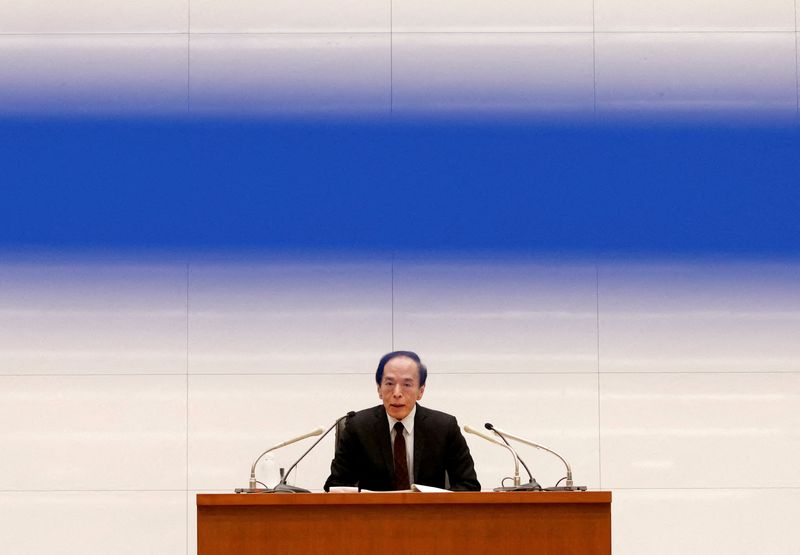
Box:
[464,425,523,491]
[237,427,324,493]
[274,411,356,493]
[483,423,540,491]
[464,424,510,449]
[485,423,586,491]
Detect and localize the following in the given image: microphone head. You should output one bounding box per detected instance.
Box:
[484,422,494,430]
[347,411,356,418]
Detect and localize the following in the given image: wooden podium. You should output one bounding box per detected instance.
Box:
[197,491,611,554]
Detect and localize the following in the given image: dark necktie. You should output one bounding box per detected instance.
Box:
[393,421,410,490]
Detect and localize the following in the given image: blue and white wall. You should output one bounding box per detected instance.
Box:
[1,1,799,554]
[1,0,798,117]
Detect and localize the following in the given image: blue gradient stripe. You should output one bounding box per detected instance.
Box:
[1,118,798,255]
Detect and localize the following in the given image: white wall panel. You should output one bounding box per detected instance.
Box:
[595,0,795,32]
[187,257,392,373]
[427,373,600,490]
[600,373,800,489]
[0,260,186,375]
[0,36,188,115]
[189,34,390,115]
[188,374,377,491]
[392,34,594,115]
[0,0,186,33]
[394,258,597,373]
[612,489,800,554]
[0,250,797,553]
[0,375,187,490]
[599,262,800,373]
[188,491,205,555]
[595,33,797,118]
[190,0,388,33]
[393,0,593,32]
[0,492,186,555]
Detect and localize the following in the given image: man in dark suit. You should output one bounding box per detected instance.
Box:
[324,351,480,491]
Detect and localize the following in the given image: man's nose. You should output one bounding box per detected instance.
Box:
[392,384,403,397]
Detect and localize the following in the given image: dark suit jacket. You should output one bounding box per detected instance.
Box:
[324,404,480,491]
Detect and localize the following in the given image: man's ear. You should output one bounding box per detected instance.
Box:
[377,384,383,399]
[417,385,425,400]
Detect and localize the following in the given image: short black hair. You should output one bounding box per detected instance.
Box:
[375,351,428,386]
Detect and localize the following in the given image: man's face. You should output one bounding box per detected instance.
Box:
[378,356,425,420]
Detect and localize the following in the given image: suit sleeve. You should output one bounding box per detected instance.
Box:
[323,419,361,491]
[445,416,481,491]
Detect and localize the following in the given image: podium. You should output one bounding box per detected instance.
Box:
[197,491,611,554]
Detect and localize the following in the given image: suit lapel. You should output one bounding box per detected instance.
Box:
[373,406,394,481]
[413,404,427,483]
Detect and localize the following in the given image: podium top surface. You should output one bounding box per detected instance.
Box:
[197,491,611,507]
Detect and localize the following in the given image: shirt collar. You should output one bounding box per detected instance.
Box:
[386,404,416,434]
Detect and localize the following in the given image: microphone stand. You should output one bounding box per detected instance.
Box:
[488,424,586,491]
[273,411,355,493]
[488,429,541,491]
[464,425,540,492]
[235,427,323,494]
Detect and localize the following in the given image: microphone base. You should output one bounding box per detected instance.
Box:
[235,488,271,494]
[543,485,588,491]
[234,485,311,494]
[272,484,311,493]
[492,484,542,491]
[512,481,543,491]
[493,481,542,492]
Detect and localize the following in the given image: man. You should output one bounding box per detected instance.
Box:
[324,351,480,491]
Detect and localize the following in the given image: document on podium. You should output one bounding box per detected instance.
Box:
[411,484,451,493]
[328,484,451,493]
